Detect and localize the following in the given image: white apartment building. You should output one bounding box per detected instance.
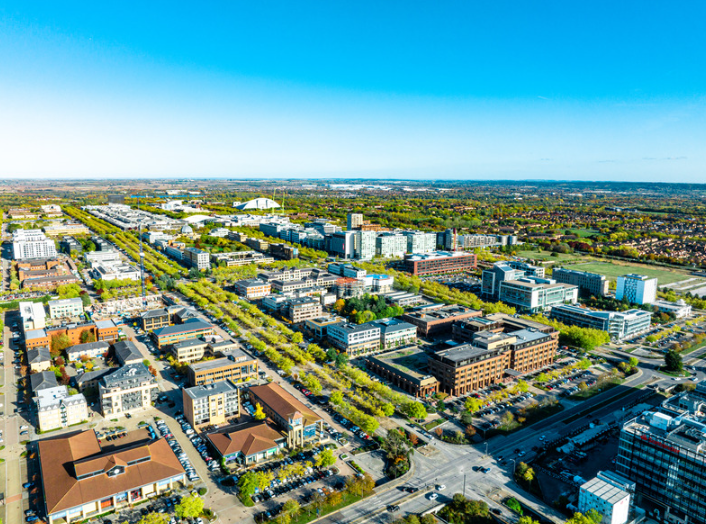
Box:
[652,299,692,319]
[327,322,382,357]
[84,250,120,265]
[48,297,84,319]
[19,301,47,331]
[347,213,364,230]
[616,274,657,305]
[373,318,418,350]
[99,364,159,417]
[355,230,377,260]
[35,386,89,432]
[12,229,58,260]
[376,233,407,258]
[404,231,437,254]
[91,261,141,281]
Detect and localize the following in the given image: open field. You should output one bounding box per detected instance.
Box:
[566,228,600,238]
[516,250,583,262]
[564,260,696,285]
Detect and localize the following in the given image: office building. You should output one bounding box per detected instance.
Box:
[376,233,407,258]
[12,229,58,260]
[66,341,110,362]
[304,316,345,341]
[498,277,578,314]
[91,261,141,281]
[402,251,477,277]
[347,213,364,230]
[234,278,272,299]
[579,474,632,524]
[38,429,185,524]
[59,236,82,254]
[207,421,286,466]
[286,297,323,324]
[48,297,84,319]
[372,318,418,350]
[43,223,90,237]
[652,299,692,319]
[35,386,89,432]
[402,303,482,337]
[616,274,658,305]
[183,380,240,428]
[550,305,652,341]
[366,347,439,398]
[25,320,119,350]
[368,274,395,293]
[335,277,366,298]
[428,343,512,396]
[327,263,367,279]
[152,318,214,349]
[187,351,259,386]
[248,383,323,448]
[327,321,382,357]
[329,231,357,259]
[19,301,47,332]
[481,261,544,298]
[85,250,121,265]
[403,231,437,254]
[211,250,274,267]
[381,291,426,308]
[184,247,211,270]
[99,363,158,417]
[140,308,171,331]
[617,409,706,524]
[553,267,609,297]
[171,338,209,363]
[442,228,458,250]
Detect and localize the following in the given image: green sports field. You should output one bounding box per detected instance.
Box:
[563,261,692,285]
[516,250,582,262]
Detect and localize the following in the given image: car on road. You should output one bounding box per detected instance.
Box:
[387,505,400,512]
[436,484,446,491]
[428,493,438,500]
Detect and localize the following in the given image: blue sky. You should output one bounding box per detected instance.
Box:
[0,1,704,181]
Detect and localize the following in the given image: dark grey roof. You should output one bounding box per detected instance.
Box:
[76,368,114,386]
[140,308,169,319]
[28,346,51,364]
[31,371,59,392]
[153,319,212,337]
[101,363,154,388]
[113,340,143,365]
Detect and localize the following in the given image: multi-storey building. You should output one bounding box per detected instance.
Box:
[617,408,706,524]
[187,352,259,386]
[381,291,426,308]
[304,316,345,341]
[347,213,364,230]
[12,229,58,260]
[552,267,609,297]
[48,297,84,319]
[652,299,692,319]
[183,247,211,270]
[59,236,82,254]
[428,343,511,396]
[327,321,382,357]
[114,340,144,366]
[366,347,439,398]
[38,429,185,524]
[20,301,47,331]
[375,233,407,258]
[616,274,658,305]
[35,386,89,432]
[99,363,158,417]
[183,380,240,428]
[140,308,171,331]
[550,305,652,341]
[25,320,119,349]
[498,277,578,314]
[401,303,482,337]
[42,223,90,237]
[481,261,544,298]
[28,346,52,372]
[402,251,477,277]
[329,230,357,259]
[91,261,141,281]
[152,318,214,349]
[171,338,209,363]
[248,383,323,448]
[335,277,366,298]
[234,278,272,299]
[578,473,633,524]
[327,263,367,279]
[372,318,418,350]
[403,231,437,254]
[207,421,286,466]
[211,251,274,267]
[286,297,323,324]
[355,230,377,260]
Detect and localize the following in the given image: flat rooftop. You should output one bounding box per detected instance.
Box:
[184,380,238,400]
[368,347,434,383]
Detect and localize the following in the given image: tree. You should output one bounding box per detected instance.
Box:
[50,334,71,356]
[522,466,535,483]
[254,403,266,421]
[326,347,338,361]
[628,356,639,369]
[566,511,603,524]
[80,293,91,307]
[137,514,169,524]
[175,494,204,520]
[80,330,96,344]
[335,353,349,369]
[516,379,530,393]
[329,390,344,405]
[465,425,476,438]
[665,350,683,373]
[282,499,300,518]
[464,397,482,414]
[421,515,436,524]
[405,402,427,420]
[315,449,336,468]
[292,332,303,344]
[507,497,523,514]
[238,471,259,498]
[518,517,540,524]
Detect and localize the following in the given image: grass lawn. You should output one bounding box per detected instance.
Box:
[682,339,706,355]
[570,379,622,400]
[422,419,444,431]
[566,228,600,238]
[516,250,583,262]
[564,260,692,285]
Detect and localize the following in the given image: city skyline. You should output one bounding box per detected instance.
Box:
[1,1,704,181]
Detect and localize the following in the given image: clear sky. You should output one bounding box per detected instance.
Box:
[1,1,704,181]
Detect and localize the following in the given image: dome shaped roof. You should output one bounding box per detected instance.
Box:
[181,225,193,234]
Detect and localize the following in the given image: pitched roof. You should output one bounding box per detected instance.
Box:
[38,430,184,516]
[153,319,212,338]
[27,346,51,364]
[66,341,110,356]
[249,383,321,426]
[207,422,284,458]
[31,371,59,392]
[113,340,143,365]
